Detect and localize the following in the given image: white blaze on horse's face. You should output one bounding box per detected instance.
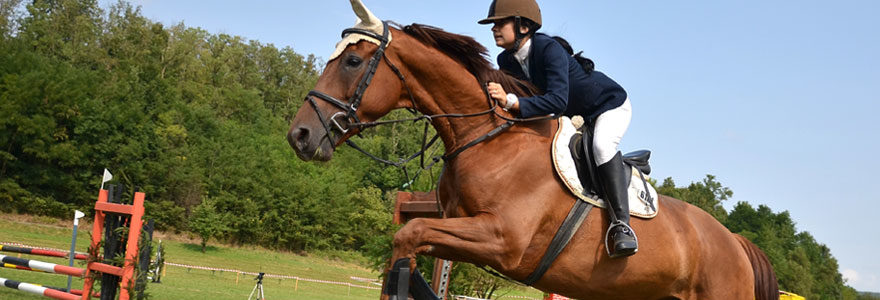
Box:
[328,0,392,62]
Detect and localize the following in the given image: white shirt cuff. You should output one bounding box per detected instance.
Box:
[505,93,518,110]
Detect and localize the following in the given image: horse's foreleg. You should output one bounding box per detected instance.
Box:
[391,214,523,273]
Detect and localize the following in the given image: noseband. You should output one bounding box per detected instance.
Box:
[305,22,392,145]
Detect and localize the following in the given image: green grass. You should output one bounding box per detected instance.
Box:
[0,214,544,299]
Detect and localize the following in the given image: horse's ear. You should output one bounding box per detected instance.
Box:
[329,0,388,61]
[350,0,382,32]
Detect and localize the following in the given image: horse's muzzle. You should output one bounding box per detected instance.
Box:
[288,125,332,161]
[287,126,311,160]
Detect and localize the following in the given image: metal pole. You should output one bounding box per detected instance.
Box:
[66,210,85,292]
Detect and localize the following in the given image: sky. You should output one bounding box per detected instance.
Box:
[103,0,880,292]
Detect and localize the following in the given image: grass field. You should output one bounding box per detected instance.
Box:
[0,214,544,300]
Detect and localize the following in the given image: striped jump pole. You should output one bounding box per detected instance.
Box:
[3,262,46,272]
[0,277,90,297]
[0,254,85,277]
[43,285,99,298]
[43,285,92,297]
[0,244,88,260]
[0,277,80,300]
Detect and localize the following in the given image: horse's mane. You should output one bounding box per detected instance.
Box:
[396,23,537,98]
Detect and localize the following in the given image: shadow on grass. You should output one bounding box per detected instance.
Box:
[181,243,221,253]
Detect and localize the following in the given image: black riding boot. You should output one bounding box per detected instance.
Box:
[598,152,638,258]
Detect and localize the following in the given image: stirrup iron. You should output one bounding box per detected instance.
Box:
[604,220,638,257]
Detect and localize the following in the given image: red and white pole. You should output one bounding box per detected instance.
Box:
[0,277,80,300]
[0,254,85,277]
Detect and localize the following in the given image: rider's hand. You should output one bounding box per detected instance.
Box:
[487,82,519,111]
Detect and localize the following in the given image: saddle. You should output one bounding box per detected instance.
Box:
[520,117,660,286]
[552,117,659,218]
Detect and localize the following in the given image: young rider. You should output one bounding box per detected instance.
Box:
[479,0,637,258]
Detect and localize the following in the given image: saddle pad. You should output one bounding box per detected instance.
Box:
[552,117,660,219]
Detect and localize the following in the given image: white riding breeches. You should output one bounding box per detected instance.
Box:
[592,98,632,166]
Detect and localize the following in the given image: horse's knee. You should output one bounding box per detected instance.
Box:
[393,218,427,251]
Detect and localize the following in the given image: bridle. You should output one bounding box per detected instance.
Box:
[305,22,393,143]
[304,21,554,189]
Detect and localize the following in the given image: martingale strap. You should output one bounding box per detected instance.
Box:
[522,200,594,286]
[441,121,515,162]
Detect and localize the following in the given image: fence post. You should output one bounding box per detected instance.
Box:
[67,210,85,292]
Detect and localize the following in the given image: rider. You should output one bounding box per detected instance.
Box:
[479,0,637,258]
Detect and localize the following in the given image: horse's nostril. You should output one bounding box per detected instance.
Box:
[288,127,310,150]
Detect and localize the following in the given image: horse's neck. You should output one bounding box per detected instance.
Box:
[393,41,506,152]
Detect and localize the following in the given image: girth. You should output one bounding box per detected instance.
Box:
[522,199,593,286]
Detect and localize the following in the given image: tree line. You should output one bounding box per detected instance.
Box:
[0,1,875,299]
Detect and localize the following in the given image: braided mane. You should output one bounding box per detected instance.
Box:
[397,23,537,97]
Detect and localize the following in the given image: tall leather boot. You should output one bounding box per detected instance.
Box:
[598,152,638,258]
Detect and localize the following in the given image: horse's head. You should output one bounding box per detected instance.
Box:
[287,0,409,161]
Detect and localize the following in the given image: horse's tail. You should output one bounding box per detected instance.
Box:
[734,234,779,300]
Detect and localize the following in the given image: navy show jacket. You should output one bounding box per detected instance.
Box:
[497,33,627,120]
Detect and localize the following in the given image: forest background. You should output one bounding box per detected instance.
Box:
[0,1,877,299]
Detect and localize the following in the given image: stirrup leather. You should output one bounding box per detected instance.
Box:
[604,220,638,256]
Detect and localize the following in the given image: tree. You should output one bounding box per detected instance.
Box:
[656,174,730,222]
[189,197,229,252]
[18,0,104,66]
[0,39,100,214]
[446,263,518,299]
[0,0,23,39]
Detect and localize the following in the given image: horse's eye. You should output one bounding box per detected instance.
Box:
[346,56,363,67]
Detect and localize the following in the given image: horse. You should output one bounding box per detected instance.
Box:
[287,2,778,299]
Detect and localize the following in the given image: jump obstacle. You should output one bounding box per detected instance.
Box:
[0,184,150,300]
[1,251,93,297]
[394,191,451,300]
[0,245,89,260]
[0,277,81,300]
[0,254,85,277]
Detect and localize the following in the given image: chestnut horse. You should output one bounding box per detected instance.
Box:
[287,18,777,300]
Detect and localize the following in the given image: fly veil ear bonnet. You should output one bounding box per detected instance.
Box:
[328,0,392,61]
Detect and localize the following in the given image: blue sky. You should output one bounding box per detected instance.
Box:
[107,0,880,292]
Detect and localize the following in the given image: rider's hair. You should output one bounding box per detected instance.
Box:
[551,36,595,74]
[519,17,540,36]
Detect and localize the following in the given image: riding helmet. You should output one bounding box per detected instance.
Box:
[477,0,542,28]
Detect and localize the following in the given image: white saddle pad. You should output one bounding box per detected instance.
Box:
[552,117,660,219]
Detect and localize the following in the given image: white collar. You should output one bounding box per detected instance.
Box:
[514,38,532,64]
